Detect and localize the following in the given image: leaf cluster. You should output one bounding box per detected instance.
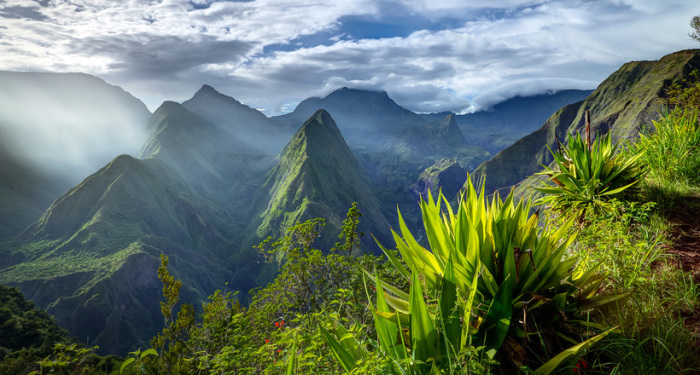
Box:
[536,130,644,215]
[324,179,623,374]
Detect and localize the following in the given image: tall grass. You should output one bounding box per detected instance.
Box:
[630,108,700,210]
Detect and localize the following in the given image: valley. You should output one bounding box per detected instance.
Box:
[0,49,698,361]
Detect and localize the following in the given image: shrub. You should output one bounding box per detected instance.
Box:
[535,130,645,215]
[324,179,621,374]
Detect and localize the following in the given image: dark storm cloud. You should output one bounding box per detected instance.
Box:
[69,35,253,79]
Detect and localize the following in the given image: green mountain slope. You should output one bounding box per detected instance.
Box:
[473,49,700,194]
[0,144,67,242]
[255,109,391,253]
[0,154,233,355]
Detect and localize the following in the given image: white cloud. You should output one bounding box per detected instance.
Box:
[0,0,699,115]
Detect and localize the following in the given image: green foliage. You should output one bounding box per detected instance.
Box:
[111,204,400,374]
[664,70,700,110]
[630,108,700,206]
[120,348,157,374]
[150,254,197,374]
[335,202,364,256]
[544,197,700,373]
[28,343,118,375]
[536,130,644,214]
[539,106,700,373]
[0,284,75,375]
[0,284,69,354]
[324,178,622,374]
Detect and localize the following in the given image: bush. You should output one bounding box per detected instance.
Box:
[324,179,622,374]
[535,130,645,215]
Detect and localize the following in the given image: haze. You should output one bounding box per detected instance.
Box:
[0,72,150,183]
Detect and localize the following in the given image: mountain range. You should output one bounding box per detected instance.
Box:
[1,49,698,355]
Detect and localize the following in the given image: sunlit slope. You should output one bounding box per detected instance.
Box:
[255,109,391,252]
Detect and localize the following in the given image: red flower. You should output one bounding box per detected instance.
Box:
[573,358,589,374]
[264,339,269,344]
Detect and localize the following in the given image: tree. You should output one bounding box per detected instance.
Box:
[691,15,700,42]
[334,201,364,256]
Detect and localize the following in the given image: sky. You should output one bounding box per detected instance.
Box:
[1,0,700,116]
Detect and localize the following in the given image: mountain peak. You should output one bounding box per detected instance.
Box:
[188,84,241,103]
[154,100,188,115]
[440,113,458,128]
[199,84,218,93]
[300,109,342,137]
[284,109,349,161]
[327,87,391,102]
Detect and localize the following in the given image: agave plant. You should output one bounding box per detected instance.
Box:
[535,130,644,213]
[323,178,621,374]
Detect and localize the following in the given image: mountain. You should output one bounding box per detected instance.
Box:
[0,72,151,184]
[0,144,67,242]
[276,88,491,229]
[255,110,391,253]
[0,64,657,357]
[0,104,395,355]
[0,154,233,355]
[471,49,700,195]
[276,87,427,149]
[182,85,291,154]
[140,101,264,190]
[421,90,593,154]
[0,72,151,242]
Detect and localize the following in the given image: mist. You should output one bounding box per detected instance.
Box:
[0,72,151,185]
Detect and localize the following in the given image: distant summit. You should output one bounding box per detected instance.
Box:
[182,84,289,154]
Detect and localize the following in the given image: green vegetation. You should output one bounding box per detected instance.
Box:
[323,179,625,374]
[3,52,700,374]
[535,124,644,214]
[0,284,121,375]
[473,49,700,194]
[7,97,700,373]
[528,76,700,373]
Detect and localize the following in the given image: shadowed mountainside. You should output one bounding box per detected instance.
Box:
[472,49,700,195]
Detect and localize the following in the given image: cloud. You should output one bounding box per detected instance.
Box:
[0,0,698,116]
[472,78,600,110]
[0,4,47,21]
[69,35,254,79]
